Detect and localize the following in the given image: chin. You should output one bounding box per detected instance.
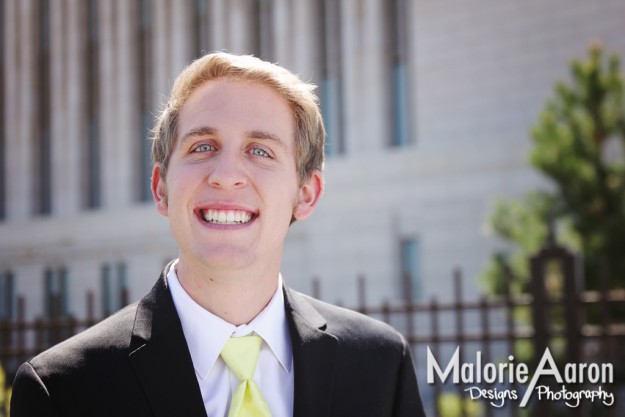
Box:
[197,247,257,269]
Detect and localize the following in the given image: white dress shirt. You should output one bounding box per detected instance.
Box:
[167,260,294,417]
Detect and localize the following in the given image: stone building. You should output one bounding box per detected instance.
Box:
[1,0,624,322]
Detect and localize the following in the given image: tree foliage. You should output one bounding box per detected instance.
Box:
[483,44,625,294]
[0,365,10,417]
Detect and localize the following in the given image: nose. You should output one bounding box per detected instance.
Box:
[207,150,248,189]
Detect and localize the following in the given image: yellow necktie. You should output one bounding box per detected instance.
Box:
[220,335,272,417]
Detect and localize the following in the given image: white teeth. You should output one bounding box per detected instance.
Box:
[202,209,253,225]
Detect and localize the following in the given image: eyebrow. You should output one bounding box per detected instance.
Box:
[247,130,288,151]
[180,126,288,151]
[180,126,217,144]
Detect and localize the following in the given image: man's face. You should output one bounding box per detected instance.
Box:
[152,79,322,272]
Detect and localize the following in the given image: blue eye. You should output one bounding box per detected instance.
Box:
[194,144,214,152]
[251,147,269,157]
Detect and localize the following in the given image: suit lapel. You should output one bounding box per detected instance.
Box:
[129,271,208,417]
[284,287,338,417]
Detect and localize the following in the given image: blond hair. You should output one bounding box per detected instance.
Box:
[152,52,325,184]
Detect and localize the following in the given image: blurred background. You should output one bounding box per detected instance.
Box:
[0,0,624,416]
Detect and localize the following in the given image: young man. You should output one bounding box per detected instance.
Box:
[11,53,426,417]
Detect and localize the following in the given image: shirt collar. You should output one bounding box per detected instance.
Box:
[167,259,292,380]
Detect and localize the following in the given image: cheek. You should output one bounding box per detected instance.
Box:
[266,183,299,218]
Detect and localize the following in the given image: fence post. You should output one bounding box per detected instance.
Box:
[452,269,467,417]
[530,234,582,415]
[311,277,321,300]
[430,297,441,417]
[530,236,582,364]
[503,266,519,417]
[530,253,549,366]
[17,297,25,365]
[357,274,366,314]
[403,270,415,342]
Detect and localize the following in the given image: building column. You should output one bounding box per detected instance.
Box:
[115,0,139,206]
[340,0,360,157]
[228,0,254,55]
[63,0,86,214]
[342,0,389,154]
[210,0,228,51]
[152,0,171,101]
[170,0,194,76]
[99,0,119,209]
[8,0,37,220]
[272,0,291,66]
[360,0,389,151]
[50,0,72,216]
[291,0,321,84]
[2,0,20,221]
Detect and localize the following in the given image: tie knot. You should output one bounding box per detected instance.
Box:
[220,335,263,381]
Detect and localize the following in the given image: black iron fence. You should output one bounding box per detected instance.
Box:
[1,239,624,417]
[311,239,625,417]
[0,290,129,377]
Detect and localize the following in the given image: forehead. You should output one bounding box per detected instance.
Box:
[177,79,295,145]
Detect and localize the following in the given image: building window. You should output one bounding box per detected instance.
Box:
[0,271,15,320]
[400,238,421,301]
[387,0,411,147]
[43,266,71,346]
[319,0,344,156]
[101,262,128,316]
[137,0,153,202]
[85,0,101,208]
[44,267,69,317]
[36,0,52,215]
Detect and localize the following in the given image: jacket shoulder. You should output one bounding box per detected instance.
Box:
[29,302,139,376]
[290,290,408,352]
[12,302,159,416]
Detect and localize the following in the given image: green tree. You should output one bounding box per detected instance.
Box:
[483,44,625,294]
[437,392,483,417]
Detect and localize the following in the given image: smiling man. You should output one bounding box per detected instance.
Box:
[11,53,426,417]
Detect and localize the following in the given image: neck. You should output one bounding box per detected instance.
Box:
[175,256,280,326]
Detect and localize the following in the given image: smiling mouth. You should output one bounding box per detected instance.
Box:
[201,209,255,225]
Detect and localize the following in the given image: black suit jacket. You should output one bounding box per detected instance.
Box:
[11,269,426,417]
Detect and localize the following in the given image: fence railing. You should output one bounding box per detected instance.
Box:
[1,240,624,417]
[319,271,625,417]
[309,239,625,417]
[0,289,128,375]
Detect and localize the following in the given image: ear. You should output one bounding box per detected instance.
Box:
[293,170,324,221]
[151,163,169,217]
